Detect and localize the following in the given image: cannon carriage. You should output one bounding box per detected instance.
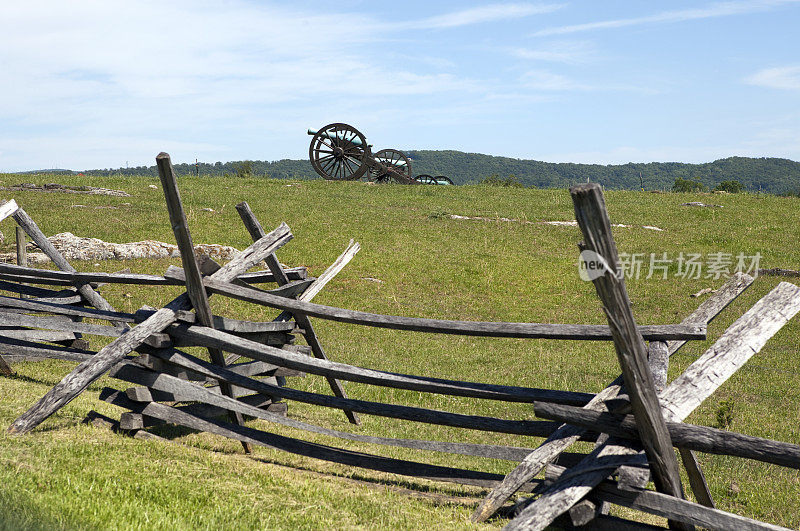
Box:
[307,123,449,185]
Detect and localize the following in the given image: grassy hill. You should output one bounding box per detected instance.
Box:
[72,153,800,195]
[0,174,799,528]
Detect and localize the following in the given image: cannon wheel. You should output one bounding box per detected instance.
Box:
[370,149,412,184]
[413,174,437,184]
[435,175,454,185]
[309,123,370,181]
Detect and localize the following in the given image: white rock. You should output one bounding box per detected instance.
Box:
[21,232,241,262]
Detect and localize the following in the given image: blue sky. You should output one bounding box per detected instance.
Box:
[1,0,799,171]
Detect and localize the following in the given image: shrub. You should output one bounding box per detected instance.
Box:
[714,180,744,193]
[234,161,254,178]
[715,399,736,429]
[672,177,706,193]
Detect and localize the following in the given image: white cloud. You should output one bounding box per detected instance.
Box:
[0,0,497,170]
[522,70,580,90]
[532,0,800,36]
[406,3,563,29]
[520,70,658,93]
[510,41,594,63]
[746,65,800,90]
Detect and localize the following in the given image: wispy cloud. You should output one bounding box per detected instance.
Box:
[532,0,800,36]
[522,70,580,90]
[408,3,563,29]
[510,41,594,63]
[520,70,658,93]
[746,65,800,89]
[0,1,496,170]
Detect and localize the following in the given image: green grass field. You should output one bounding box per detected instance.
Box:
[0,174,798,529]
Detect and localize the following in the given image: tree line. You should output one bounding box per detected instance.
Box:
[78,151,800,195]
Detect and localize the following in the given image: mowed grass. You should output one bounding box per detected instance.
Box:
[0,174,799,529]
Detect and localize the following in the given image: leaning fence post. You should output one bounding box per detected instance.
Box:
[157,152,254,453]
[0,353,13,375]
[12,208,128,330]
[648,339,713,507]
[15,225,27,268]
[570,183,687,508]
[679,448,715,508]
[235,201,360,425]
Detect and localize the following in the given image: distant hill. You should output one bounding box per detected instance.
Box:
[78,152,800,194]
[13,169,73,174]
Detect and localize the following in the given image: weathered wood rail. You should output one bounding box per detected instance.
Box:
[1,174,798,530]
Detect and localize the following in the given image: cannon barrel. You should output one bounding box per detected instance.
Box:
[307,128,366,147]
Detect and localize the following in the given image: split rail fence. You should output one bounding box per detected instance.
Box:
[1,155,799,530]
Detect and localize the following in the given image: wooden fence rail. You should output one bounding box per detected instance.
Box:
[2,172,798,530]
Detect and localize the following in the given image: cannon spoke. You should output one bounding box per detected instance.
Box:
[342,157,358,178]
[309,123,369,181]
[321,157,337,175]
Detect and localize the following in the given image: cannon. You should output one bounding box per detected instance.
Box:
[308,123,414,184]
[413,174,454,185]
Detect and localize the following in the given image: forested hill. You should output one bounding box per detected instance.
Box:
[406,151,800,194]
[80,152,800,194]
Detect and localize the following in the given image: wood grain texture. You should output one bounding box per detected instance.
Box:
[118,397,286,429]
[141,347,566,436]
[7,305,180,434]
[0,311,124,338]
[508,282,800,530]
[135,349,300,382]
[533,402,800,469]
[0,263,307,287]
[165,266,360,424]
[665,272,754,355]
[99,387,546,491]
[166,322,594,405]
[235,201,360,424]
[7,222,292,434]
[15,226,26,268]
[679,448,715,508]
[660,281,800,421]
[540,464,789,531]
[0,279,81,301]
[0,351,12,375]
[284,240,362,423]
[194,276,705,340]
[0,295,136,323]
[472,273,753,523]
[568,183,684,510]
[109,361,552,461]
[157,151,252,453]
[235,201,291,286]
[0,336,96,363]
[298,239,360,303]
[0,329,76,343]
[553,513,665,531]
[12,207,127,330]
[0,199,19,221]
[135,307,295,333]
[648,341,669,392]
